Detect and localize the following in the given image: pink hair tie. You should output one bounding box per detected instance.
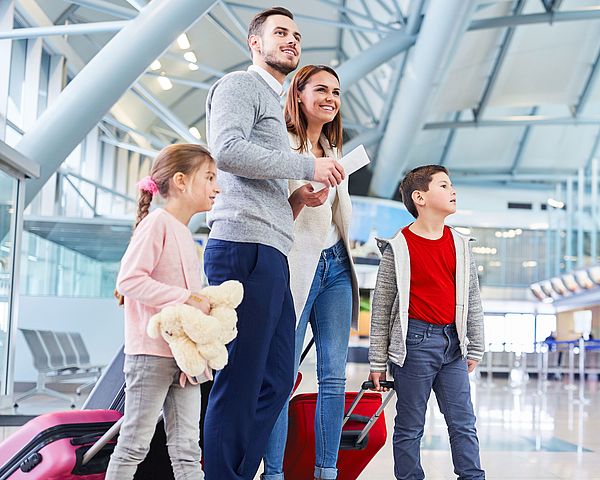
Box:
[137,176,159,195]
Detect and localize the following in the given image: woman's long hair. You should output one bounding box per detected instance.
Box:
[285,65,343,155]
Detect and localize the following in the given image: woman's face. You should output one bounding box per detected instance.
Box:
[298,70,341,129]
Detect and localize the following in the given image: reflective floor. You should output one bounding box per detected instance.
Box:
[1,363,599,479]
[269,362,600,480]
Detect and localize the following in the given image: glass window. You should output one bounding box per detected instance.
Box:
[0,168,18,394]
[535,314,556,343]
[7,37,27,128]
[37,50,51,117]
[484,314,536,352]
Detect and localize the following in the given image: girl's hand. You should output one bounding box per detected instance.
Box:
[186,293,211,315]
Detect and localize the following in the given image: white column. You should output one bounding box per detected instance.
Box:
[0,1,15,140]
[18,0,219,206]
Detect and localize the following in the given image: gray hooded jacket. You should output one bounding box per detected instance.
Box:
[369,227,485,372]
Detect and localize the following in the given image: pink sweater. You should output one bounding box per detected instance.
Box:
[117,209,203,357]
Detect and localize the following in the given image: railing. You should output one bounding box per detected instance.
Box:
[56,169,137,218]
[481,340,600,400]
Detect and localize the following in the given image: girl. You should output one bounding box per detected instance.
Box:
[106,144,220,480]
[262,65,359,480]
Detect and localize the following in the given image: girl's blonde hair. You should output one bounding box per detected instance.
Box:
[134,143,214,229]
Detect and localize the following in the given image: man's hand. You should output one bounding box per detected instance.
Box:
[467,359,479,374]
[314,157,345,187]
[368,371,388,392]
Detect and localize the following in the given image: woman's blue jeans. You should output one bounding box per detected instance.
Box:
[262,240,353,479]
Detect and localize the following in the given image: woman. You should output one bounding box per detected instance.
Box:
[262,65,359,480]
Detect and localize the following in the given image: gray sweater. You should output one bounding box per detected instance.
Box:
[369,227,485,372]
[205,70,315,255]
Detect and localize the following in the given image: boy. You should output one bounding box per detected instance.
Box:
[368,165,485,480]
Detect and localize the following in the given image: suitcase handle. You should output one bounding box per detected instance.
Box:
[341,381,396,448]
[81,417,124,466]
[362,380,395,390]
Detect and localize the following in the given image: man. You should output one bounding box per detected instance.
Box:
[202,7,344,479]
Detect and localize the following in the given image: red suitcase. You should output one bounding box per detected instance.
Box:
[0,409,122,480]
[283,381,395,480]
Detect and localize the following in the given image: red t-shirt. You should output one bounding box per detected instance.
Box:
[402,225,456,325]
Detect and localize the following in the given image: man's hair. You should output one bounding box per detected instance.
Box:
[399,165,449,218]
[247,6,294,51]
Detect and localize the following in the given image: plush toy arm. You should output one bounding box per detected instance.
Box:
[146,312,162,339]
[172,338,208,377]
[200,280,244,308]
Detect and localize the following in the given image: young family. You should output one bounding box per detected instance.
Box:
[109,6,486,480]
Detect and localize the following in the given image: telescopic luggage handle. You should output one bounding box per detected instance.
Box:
[341,380,395,447]
[81,413,162,466]
[81,416,123,466]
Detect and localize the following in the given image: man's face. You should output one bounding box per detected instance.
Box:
[250,14,301,76]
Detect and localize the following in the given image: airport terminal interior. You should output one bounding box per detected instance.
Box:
[1,0,600,478]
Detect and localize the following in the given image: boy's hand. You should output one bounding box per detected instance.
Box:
[467,359,479,373]
[368,371,388,391]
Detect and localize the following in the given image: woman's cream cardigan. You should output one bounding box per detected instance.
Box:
[287,133,359,330]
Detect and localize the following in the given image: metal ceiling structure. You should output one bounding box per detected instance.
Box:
[4,0,600,201]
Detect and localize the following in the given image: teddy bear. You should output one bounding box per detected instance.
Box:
[147,280,244,377]
[146,304,209,377]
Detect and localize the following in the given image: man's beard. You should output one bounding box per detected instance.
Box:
[263,50,298,76]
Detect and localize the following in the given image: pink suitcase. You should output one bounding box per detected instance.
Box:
[0,409,122,479]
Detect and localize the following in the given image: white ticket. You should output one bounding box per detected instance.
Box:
[310,144,371,192]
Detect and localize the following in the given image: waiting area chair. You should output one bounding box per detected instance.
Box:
[15,329,104,408]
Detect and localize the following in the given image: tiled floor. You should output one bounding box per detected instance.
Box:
[1,364,599,479]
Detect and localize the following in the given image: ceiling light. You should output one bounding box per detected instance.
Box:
[188,63,199,71]
[177,33,191,50]
[157,75,173,91]
[189,126,201,139]
[522,261,538,268]
[150,60,161,71]
[529,222,549,230]
[184,51,197,63]
[547,198,565,209]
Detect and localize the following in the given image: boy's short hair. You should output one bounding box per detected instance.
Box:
[247,6,294,50]
[399,165,449,218]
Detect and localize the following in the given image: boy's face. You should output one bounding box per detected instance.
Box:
[250,14,301,76]
[419,172,456,216]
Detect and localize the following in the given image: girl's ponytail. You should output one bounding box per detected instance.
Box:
[134,176,158,230]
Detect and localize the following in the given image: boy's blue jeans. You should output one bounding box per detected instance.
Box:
[262,240,353,480]
[390,319,485,480]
